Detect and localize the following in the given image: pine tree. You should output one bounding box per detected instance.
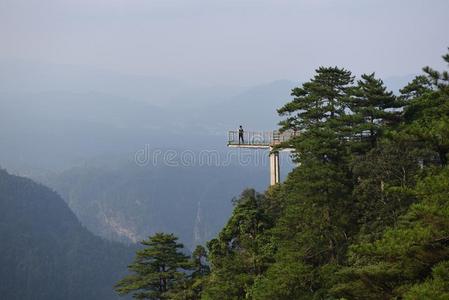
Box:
[114,233,190,299]
[191,245,210,279]
[350,73,401,150]
[277,66,354,166]
[350,138,420,241]
[331,50,449,299]
[250,67,357,299]
[169,245,210,300]
[278,66,354,133]
[200,48,449,300]
[402,49,449,166]
[332,167,449,299]
[399,75,432,101]
[203,189,273,299]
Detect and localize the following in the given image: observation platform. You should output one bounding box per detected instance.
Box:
[227,130,297,148]
[227,130,297,185]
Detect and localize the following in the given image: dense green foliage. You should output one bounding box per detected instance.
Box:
[115,234,210,300]
[333,168,449,299]
[197,49,449,299]
[0,169,134,300]
[115,50,449,299]
[115,233,190,299]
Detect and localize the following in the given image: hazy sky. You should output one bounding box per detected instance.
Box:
[1,0,448,85]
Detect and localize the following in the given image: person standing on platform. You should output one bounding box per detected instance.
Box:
[238,125,244,144]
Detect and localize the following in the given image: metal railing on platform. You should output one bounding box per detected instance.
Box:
[227,130,298,147]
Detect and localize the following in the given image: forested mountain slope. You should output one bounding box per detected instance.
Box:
[38,160,283,249]
[0,168,134,300]
[200,50,449,299]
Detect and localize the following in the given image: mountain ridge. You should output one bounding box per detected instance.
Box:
[0,168,134,300]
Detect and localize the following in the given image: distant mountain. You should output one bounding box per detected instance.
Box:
[0,168,134,300]
[36,157,289,250]
[0,59,299,172]
[193,80,296,133]
[0,60,191,105]
[0,91,173,171]
[0,79,294,172]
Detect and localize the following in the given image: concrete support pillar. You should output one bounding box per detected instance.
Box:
[269,148,280,185]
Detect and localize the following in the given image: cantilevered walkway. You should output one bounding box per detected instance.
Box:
[227,130,297,185]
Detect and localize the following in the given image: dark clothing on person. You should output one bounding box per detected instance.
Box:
[239,127,244,144]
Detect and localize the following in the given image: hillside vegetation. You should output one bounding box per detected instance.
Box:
[115,49,449,299]
[0,169,134,300]
[40,162,271,248]
[201,50,449,299]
